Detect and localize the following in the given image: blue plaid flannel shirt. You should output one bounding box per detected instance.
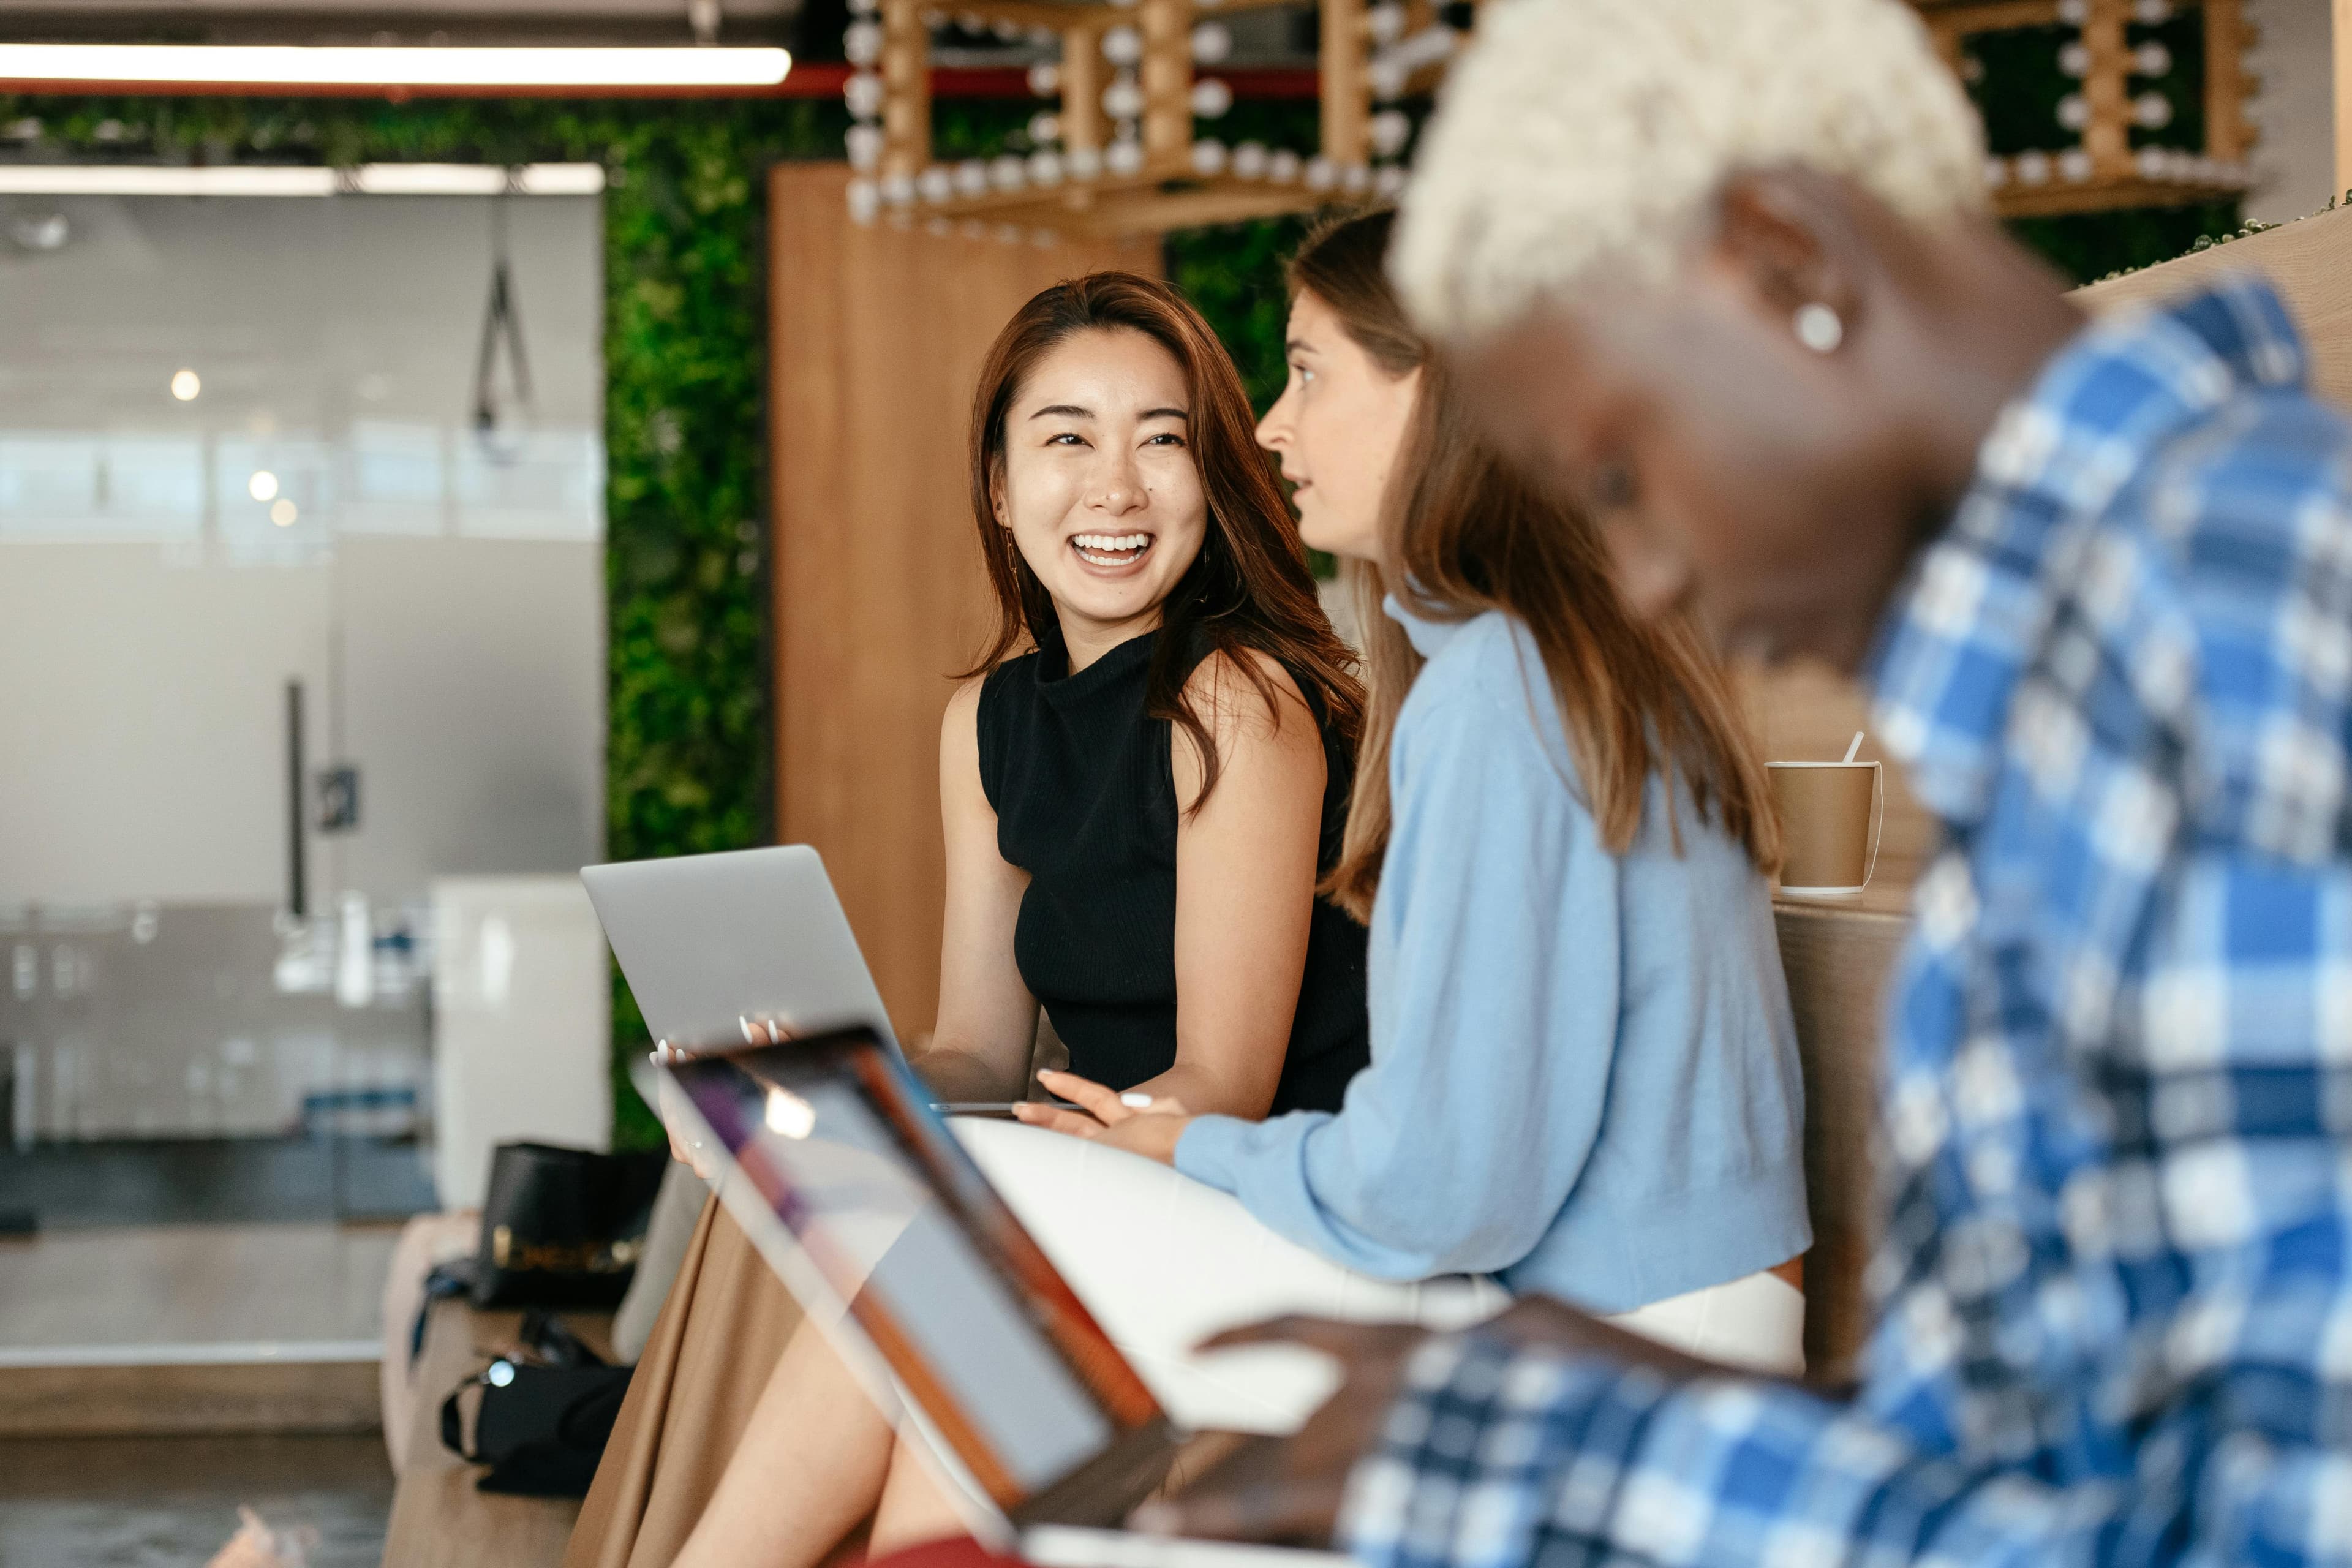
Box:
[1338,277,2352,1567]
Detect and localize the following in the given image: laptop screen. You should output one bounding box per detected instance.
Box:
[665,1030,1162,1507]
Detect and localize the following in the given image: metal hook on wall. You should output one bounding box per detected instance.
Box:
[471,180,535,458]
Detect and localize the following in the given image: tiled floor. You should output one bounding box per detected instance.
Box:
[0,1433,394,1567]
[0,1222,396,1359]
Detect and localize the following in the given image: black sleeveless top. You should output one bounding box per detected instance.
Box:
[976,629,1370,1114]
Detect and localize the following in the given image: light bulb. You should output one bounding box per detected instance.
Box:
[954,159,989,197]
[1066,145,1104,179]
[1367,2,1407,42]
[1102,78,1145,119]
[1983,156,2010,189]
[2057,41,2090,79]
[1027,62,1060,96]
[1189,138,1227,176]
[270,497,298,527]
[846,124,883,170]
[918,165,954,203]
[1102,26,1142,66]
[2057,148,2093,183]
[1028,111,1061,144]
[2014,150,2052,187]
[1266,148,1302,184]
[2131,91,2173,129]
[170,368,200,401]
[990,154,1027,190]
[1189,21,1231,63]
[846,178,880,222]
[1028,148,1065,185]
[844,70,883,118]
[2133,42,2171,77]
[1303,156,1336,192]
[843,21,883,64]
[1189,77,1232,118]
[2056,93,2090,131]
[1106,140,1144,177]
[248,470,279,502]
[1231,141,1268,179]
[1370,109,1411,158]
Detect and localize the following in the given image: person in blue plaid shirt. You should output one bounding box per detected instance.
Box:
[1129,0,2352,1562]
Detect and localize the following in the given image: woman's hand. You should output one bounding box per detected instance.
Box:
[1012,1068,1194,1164]
[653,1014,793,1178]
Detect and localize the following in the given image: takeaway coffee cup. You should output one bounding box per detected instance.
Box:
[1768,758,1883,899]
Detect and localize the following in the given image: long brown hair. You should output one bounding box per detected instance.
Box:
[963,271,1362,807]
[1296,211,1781,919]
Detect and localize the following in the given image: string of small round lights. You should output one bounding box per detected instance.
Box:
[839,0,1428,230]
[1962,0,2257,205]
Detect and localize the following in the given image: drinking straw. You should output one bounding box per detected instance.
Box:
[1842,731,1865,764]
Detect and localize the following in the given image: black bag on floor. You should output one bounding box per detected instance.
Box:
[472,1141,666,1308]
[440,1314,632,1498]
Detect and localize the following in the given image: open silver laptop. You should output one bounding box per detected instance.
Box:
[581,845,900,1056]
[641,1027,1349,1568]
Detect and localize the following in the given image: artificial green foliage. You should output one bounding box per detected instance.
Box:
[2011,197,2245,285]
[1167,212,1318,413]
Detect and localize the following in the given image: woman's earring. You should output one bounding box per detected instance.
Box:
[1793,302,1844,355]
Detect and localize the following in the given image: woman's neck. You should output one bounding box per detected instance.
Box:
[1055,606,1164,673]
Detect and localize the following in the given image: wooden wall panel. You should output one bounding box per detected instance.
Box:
[2077,203,2352,409]
[770,165,1158,1042]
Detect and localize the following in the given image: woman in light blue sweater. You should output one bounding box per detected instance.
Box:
[1019,211,1810,1358]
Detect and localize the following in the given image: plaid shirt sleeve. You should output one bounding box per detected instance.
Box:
[1337,279,2352,1568]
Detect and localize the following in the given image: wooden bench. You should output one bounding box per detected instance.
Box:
[379,1298,614,1568]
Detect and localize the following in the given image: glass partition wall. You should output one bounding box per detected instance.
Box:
[0,188,605,1248]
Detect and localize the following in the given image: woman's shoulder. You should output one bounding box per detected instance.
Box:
[1388,614,1586,818]
[1398,611,1559,747]
[973,648,1044,716]
[1180,644,1313,743]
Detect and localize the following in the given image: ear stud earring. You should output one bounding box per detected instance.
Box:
[1794,302,1844,354]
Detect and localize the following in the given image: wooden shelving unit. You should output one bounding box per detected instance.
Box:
[1913,0,2260,217]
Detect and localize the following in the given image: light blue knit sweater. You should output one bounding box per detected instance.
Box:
[1174,603,1811,1312]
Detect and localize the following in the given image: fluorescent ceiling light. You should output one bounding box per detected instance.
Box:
[0,43,790,88]
[0,162,607,196]
[354,163,608,195]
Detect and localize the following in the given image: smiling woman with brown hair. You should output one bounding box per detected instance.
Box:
[927,270,1371,1118]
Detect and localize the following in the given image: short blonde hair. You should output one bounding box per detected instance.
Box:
[1393,0,1988,342]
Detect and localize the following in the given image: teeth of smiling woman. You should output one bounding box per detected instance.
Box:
[1071,533,1152,562]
